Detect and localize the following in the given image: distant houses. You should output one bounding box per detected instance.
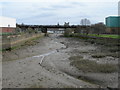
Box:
[105,16,120,34]
[0,16,16,34]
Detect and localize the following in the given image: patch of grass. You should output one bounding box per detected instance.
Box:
[69,56,118,73]
[67,33,120,39]
[78,76,103,85]
[11,45,21,50]
[87,34,120,39]
[69,56,83,60]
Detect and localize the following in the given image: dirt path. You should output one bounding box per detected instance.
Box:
[2,34,118,88]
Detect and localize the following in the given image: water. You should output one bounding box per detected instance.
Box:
[32,50,57,64]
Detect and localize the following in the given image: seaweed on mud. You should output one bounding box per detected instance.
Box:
[69,56,118,73]
[78,76,104,85]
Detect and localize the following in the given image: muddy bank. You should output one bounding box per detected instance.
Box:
[60,37,118,88]
[2,34,118,88]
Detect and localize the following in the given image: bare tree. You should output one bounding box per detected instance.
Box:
[91,23,106,34]
[80,18,91,35]
[81,18,91,26]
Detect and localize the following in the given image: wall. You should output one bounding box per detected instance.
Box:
[106,27,120,34]
[0,27,15,33]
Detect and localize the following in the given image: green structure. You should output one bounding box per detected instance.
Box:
[106,16,120,27]
[105,16,120,34]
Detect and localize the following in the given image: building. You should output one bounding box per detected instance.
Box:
[0,16,16,33]
[105,16,120,34]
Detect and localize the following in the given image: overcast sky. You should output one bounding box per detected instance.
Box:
[0,0,119,25]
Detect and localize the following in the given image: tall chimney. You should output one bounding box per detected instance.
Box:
[118,1,120,16]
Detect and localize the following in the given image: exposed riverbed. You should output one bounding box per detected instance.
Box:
[2,34,118,88]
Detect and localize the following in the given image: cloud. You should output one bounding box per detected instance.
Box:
[1,0,119,25]
[1,0,119,2]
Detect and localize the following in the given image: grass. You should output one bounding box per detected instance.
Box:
[0,32,20,35]
[87,34,120,39]
[92,52,119,58]
[67,33,120,39]
[69,56,118,73]
[78,75,103,85]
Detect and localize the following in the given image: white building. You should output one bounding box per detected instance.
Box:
[0,16,16,33]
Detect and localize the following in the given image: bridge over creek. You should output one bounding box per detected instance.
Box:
[17,24,90,33]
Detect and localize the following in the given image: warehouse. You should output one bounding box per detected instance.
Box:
[105,16,120,34]
[0,16,16,34]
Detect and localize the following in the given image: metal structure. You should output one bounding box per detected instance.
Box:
[17,24,90,33]
[106,16,120,28]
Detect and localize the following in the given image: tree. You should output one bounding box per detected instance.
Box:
[27,27,33,34]
[64,28,74,37]
[57,22,60,26]
[15,26,21,33]
[81,18,91,26]
[91,23,106,34]
[74,26,81,33]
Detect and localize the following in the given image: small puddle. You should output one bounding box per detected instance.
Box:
[33,50,57,58]
[32,50,57,64]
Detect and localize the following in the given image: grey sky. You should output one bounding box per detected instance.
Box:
[1,0,119,25]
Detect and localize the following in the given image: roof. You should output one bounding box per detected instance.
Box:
[106,16,120,18]
[106,16,120,27]
[0,16,16,28]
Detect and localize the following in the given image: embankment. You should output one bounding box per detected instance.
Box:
[1,33,44,51]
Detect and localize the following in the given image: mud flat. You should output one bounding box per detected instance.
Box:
[2,34,118,88]
[62,37,118,88]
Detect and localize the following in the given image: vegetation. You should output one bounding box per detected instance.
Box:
[66,33,120,39]
[87,34,120,39]
[0,32,18,35]
[64,28,74,37]
[69,56,118,73]
[1,33,44,52]
[91,53,106,58]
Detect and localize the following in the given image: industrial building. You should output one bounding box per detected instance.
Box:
[0,16,16,33]
[105,16,120,34]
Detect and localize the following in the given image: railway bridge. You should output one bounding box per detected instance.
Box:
[17,24,90,33]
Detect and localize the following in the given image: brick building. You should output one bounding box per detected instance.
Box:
[0,16,16,34]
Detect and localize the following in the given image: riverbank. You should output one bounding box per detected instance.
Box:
[1,33,45,51]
